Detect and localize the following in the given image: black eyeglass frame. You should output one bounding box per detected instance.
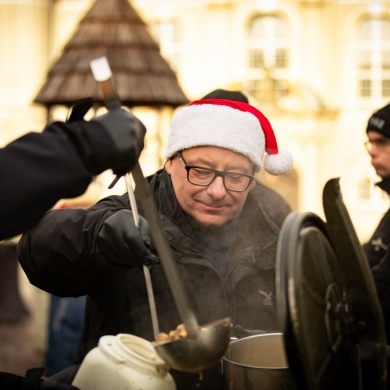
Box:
[177,151,255,192]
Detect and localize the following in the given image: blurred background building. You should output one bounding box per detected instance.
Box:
[0,0,390,372]
[1,0,389,240]
[1,0,388,234]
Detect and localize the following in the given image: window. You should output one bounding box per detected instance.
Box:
[246,14,290,98]
[356,17,390,99]
[358,177,371,201]
[149,19,183,74]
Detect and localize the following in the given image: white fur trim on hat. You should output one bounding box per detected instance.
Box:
[164,99,293,175]
[264,150,293,175]
[164,104,264,167]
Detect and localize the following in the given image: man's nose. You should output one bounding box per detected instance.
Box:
[368,145,379,156]
[206,176,226,197]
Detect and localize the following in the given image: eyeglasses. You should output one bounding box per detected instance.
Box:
[364,138,390,151]
[177,152,255,192]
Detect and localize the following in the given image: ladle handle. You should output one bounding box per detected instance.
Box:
[131,163,200,338]
[125,174,160,340]
[90,56,200,339]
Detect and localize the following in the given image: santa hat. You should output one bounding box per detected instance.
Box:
[164,98,293,175]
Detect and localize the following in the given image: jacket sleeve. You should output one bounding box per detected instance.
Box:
[17,194,129,297]
[372,248,390,342]
[0,120,117,241]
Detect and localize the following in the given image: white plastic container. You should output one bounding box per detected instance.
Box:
[72,333,176,390]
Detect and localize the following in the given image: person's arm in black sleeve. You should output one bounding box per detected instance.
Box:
[0,106,145,241]
[372,247,390,342]
[18,195,152,297]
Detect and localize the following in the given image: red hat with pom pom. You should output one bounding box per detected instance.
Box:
[164,98,293,175]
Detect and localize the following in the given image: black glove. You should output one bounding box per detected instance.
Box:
[44,100,146,177]
[97,209,154,268]
[91,107,146,176]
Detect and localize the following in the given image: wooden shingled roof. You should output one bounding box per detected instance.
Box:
[34,0,189,108]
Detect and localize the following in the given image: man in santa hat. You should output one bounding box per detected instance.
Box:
[18,98,293,389]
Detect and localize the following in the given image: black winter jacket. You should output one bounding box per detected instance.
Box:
[19,169,283,389]
[373,247,390,343]
[363,177,390,268]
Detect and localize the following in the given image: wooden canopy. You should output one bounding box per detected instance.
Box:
[34,0,188,108]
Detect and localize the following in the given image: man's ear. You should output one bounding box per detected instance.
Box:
[248,180,256,192]
[164,158,173,173]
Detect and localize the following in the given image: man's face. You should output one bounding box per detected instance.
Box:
[366,131,390,178]
[165,146,256,229]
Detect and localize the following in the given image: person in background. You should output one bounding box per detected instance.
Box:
[0,99,146,389]
[371,245,390,390]
[201,88,292,229]
[18,98,293,390]
[373,248,390,342]
[363,102,390,268]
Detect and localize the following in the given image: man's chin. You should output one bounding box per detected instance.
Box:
[196,216,229,230]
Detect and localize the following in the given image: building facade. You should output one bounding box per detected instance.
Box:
[1,0,389,242]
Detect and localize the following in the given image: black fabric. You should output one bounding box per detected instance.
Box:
[367,102,390,139]
[363,177,390,268]
[90,108,145,177]
[252,180,292,229]
[18,170,290,390]
[376,176,390,195]
[0,367,80,390]
[96,209,151,268]
[45,120,117,177]
[0,368,43,390]
[66,98,94,123]
[373,249,390,342]
[0,371,24,388]
[372,248,390,390]
[21,368,44,389]
[0,104,147,241]
[0,130,94,240]
[41,365,80,389]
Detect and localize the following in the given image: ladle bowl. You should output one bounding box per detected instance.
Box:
[153,317,231,373]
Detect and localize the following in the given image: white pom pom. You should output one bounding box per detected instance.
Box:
[264,150,293,175]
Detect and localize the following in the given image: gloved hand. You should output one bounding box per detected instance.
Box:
[44,100,146,178]
[91,107,146,176]
[97,209,154,268]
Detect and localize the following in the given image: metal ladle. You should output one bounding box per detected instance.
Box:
[90,56,231,373]
[129,165,231,373]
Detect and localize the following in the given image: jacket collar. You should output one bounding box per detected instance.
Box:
[376,176,390,195]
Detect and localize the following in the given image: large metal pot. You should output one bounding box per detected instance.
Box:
[222,333,296,390]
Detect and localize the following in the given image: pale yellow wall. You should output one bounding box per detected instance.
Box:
[0,1,49,144]
[0,0,389,241]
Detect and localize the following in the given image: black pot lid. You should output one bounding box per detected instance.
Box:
[276,178,386,390]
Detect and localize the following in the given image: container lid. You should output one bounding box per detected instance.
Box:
[276,178,387,390]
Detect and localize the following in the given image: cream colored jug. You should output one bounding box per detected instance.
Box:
[72,333,176,390]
